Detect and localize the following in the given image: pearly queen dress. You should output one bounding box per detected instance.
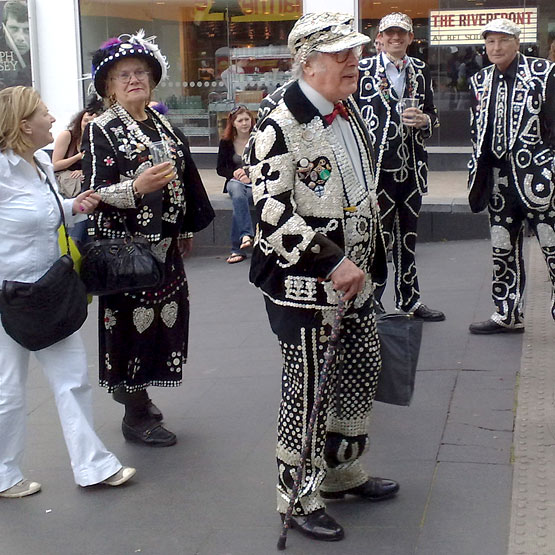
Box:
[82,102,214,392]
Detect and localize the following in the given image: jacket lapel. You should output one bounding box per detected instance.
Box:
[509,54,530,151]
[283,80,323,126]
[476,67,494,157]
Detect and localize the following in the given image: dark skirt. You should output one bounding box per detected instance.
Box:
[98,240,189,392]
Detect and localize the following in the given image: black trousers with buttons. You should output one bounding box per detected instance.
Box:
[374,171,423,311]
[265,298,381,515]
[487,173,555,325]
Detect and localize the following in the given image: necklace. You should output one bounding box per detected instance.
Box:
[137,117,158,134]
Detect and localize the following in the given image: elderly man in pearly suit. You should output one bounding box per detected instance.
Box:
[246,12,399,543]
[467,18,555,333]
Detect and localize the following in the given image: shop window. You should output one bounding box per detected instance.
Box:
[358,0,554,148]
[79,0,302,146]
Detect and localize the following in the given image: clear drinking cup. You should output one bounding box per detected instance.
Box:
[150,140,174,178]
[398,98,420,125]
[150,140,170,164]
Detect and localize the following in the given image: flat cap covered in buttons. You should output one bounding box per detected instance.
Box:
[481,18,521,38]
[378,12,413,33]
[288,12,370,64]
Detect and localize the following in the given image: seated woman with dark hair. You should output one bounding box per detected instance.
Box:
[52,97,104,198]
[216,106,255,264]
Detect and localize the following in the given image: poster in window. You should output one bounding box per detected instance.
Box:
[0,0,32,90]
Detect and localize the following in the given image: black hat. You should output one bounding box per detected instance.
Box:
[91,30,168,97]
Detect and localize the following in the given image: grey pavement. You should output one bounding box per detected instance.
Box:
[3,234,555,555]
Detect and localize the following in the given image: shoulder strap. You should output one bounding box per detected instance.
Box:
[34,157,71,254]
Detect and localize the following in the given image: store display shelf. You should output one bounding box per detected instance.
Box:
[231,54,291,60]
[169,109,206,116]
[208,102,259,112]
[179,126,212,137]
[230,46,290,60]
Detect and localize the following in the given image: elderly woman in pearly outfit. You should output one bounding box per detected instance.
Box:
[82,32,214,447]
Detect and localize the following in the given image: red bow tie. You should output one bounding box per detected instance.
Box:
[324,102,349,125]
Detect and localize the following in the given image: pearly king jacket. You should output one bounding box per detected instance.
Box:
[246,80,387,310]
[357,54,438,193]
[468,54,555,213]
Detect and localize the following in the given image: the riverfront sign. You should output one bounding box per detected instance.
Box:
[430,8,537,45]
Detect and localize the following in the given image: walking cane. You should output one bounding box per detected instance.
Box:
[277,297,347,550]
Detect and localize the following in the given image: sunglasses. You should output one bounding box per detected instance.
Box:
[229,104,248,116]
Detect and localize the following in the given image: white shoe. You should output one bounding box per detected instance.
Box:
[0,479,41,498]
[100,466,136,487]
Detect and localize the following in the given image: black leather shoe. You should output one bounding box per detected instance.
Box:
[282,509,344,542]
[122,420,177,447]
[321,477,400,501]
[147,400,163,421]
[412,304,445,322]
[469,319,524,335]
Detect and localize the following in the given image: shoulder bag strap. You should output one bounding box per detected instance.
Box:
[34,157,71,254]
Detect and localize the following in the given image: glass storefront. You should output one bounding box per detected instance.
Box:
[359,0,555,146]
[79,0,303,147]
[79,1,554,149]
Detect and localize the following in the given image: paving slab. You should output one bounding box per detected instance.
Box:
[508,242,555,555]
[2,239,550,555]
[416,461,512,555]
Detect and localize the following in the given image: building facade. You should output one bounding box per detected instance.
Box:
[5,0,555,154]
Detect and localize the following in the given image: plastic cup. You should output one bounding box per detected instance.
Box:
[150,140,174,178]
[398,98,420,125]
[150,140,170,165]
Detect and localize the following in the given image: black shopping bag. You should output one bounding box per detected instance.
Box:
[375,313,423,406]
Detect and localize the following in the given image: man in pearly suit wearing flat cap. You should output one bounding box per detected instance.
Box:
[246,12,398,542]
[467,18,555,333]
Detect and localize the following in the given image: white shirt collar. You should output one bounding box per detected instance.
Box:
[4,149,24,166]
[381,51,410,70]
[299,78,334,116]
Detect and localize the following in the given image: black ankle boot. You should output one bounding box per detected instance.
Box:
[112,387,163,421]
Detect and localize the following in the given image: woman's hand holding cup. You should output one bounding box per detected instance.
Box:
[133,162,175,194]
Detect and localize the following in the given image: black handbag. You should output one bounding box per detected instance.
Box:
[80,229,165,296]
[374,313,423,406]
[0,166,88,351]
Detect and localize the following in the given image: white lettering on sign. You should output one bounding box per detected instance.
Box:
[429,8,537,45]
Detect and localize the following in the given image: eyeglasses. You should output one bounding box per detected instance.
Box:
[110,69,151,84]
[332,46,363,63]
[229,105,247,116]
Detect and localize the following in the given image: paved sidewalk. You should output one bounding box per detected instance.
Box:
[1,238,554,555]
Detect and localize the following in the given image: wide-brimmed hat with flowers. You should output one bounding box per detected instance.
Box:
[91,30,169,97]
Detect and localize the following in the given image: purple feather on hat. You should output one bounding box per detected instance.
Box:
[100,37,121,50]
[150,102,169,115]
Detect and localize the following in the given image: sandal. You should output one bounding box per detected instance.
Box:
[240,236,253,249]
[226,253,247,264]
